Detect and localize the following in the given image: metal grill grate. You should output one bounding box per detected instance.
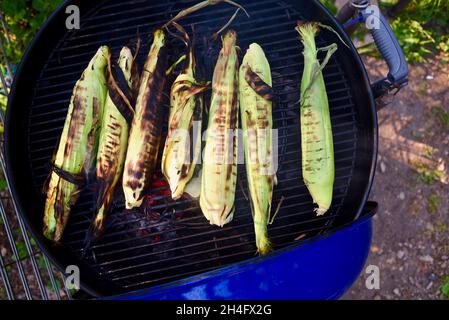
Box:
[21,0,358,294]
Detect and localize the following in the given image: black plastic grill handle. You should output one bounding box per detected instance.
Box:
[361,7,408,86]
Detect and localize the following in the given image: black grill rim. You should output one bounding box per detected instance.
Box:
[4,0,378,297]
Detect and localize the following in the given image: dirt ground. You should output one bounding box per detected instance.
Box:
[344,56,449,300]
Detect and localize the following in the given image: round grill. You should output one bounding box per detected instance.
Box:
[6,0,377,296]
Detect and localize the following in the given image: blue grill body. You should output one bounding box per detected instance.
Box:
[109,208,374,300]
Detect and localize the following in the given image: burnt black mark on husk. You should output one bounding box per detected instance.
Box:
[64,94,87,158]
[107,56,134,125]
[126,37,168,196]
[50,164,86,187]
[244,65,273,101]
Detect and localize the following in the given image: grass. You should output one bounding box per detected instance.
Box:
[427,193,441,214]
[410,160,444,185]
[0,178,7,191]
[425,221,449,237]
[383,0,449,63]
[431,107,449,130]
[422,146,434,158]
[0,93,7,127]
[434,221,449,234]
[30,236,37,247]
[38,255,46,269]
[11,240,28,261]
[46,277,62,294]
[0,171,8,191]
[338,0,449,63]
[441,276,449,299]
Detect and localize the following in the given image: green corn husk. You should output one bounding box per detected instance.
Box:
[43,46,109,241]
[200,30,239,227]
[91,47,139,238]
[123,29,168,209]
[239,43,276,255]
[296,22,337,216]
[162,24,209,200]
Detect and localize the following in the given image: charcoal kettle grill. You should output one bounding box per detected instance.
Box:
[4,0,407,299]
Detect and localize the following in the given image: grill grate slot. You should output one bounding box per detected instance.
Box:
[24,0,360,293]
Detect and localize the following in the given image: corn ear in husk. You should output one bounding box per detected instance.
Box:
[200,30,239,227]
[296,22,336,216]
[162,24,210,200]
[43,46,109,241]
[239,43,276,255]
[123,29,168,209]
[91,46,139,238]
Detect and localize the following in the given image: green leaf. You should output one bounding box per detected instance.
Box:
[319,0,337,15]
[0,0,64,67]
[32,0,49,13]
[46,278,62,294]
[0,178,7,191]
[442,276,449,299]
[30,237,37,247]
[14,9,27,20]
[364,0,449,62]
[38,255,47,269]
[1,1,20,15]
[12,241,28,261]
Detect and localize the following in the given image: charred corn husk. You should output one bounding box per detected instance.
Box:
[200,30,239,226]
[296,22,336,216]
[162,25,209,200]
[123,29,168,209]
[239,43,275,255]
[43,46,109,241]
[92,47,138,237]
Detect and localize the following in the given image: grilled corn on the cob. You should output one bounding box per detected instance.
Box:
[92,47,138,237]
[296,22,336,216]
[123,29,168,209]
[162,24,209,200]
[43,46,109,241]
[200,30,239,226]
[239,43,275,254]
